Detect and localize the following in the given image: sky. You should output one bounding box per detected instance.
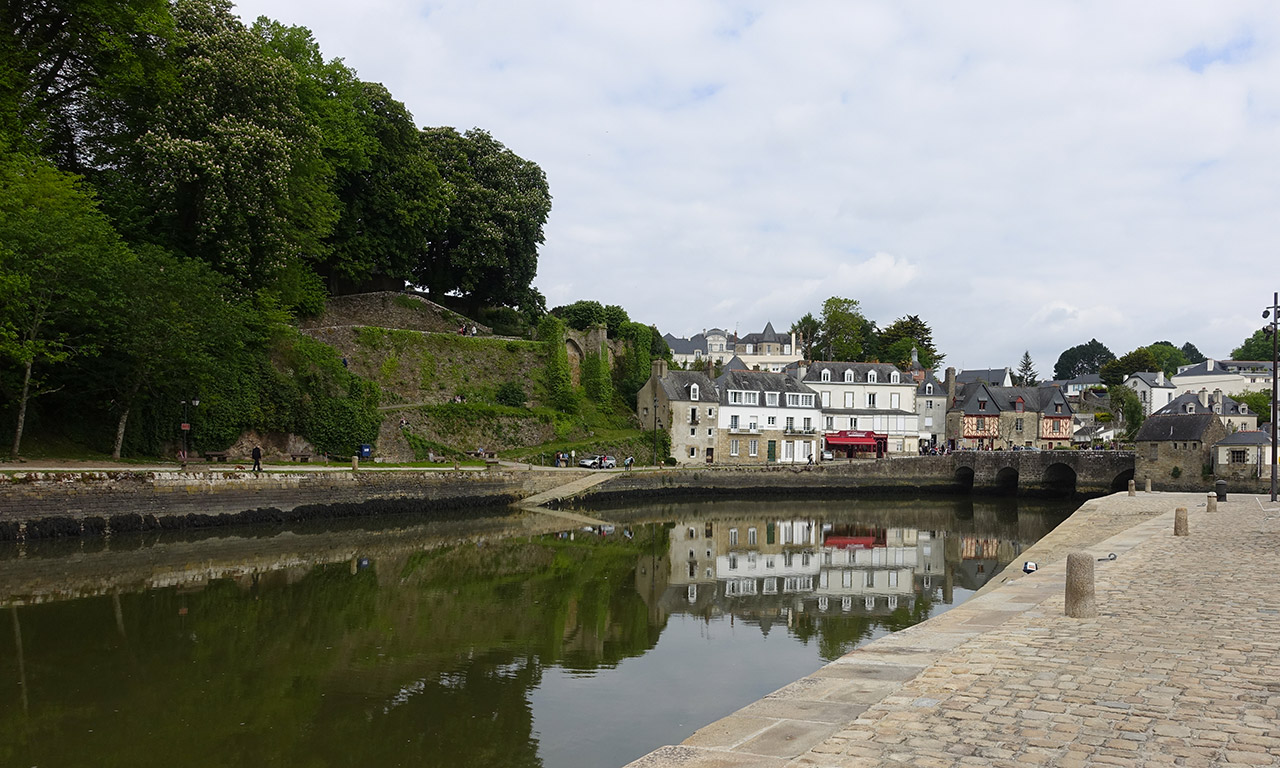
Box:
[231,0,1280,374]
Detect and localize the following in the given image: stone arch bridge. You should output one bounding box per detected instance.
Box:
[945,450,1135,496]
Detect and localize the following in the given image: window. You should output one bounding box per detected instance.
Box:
[763,577,777,594]
[707,428,713,436]
[844,392,854,408]
[748,527,757,545]
[864,571,874,587]
[844,370,854,382]
[786,416,795,431]
[765,556,775,568]
[766,416,776,426]
[690,384,699,400]
[925,383,934,395]
[1055,403,1063,414]
[890,393,900,409]
[689,446,697,457]
[867,393,877,408]
[926,400,933,410]
[1015,418,1024,431]
[890,372,900,383]
[842,570,853,587]
[749,439,759,457]
[803,417,812,430]
[766,392,778,406]
[728,554,738,570]
[1230,449,1247,463]
[708,407,715,417]
[730,439,740,456]
[888,571,899,587]
[747,552,757,568]
[868,371,878,383]
[821,391,830,407]
[821,369,831,382]
[825,416,834,429]
[730,528,738,545]
[730,414,739,429]
[865,596,876,609]
[978,399,987,411]
[690,428,696,436]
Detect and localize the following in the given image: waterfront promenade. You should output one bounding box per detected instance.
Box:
[626,491,1280,767]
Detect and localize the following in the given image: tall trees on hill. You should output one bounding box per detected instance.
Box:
[1053,339,1114,381]
[1,0,554,457]
[790,299,943,368]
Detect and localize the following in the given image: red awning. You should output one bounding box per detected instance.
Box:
[825,535,876,549]
[824,431,883,446]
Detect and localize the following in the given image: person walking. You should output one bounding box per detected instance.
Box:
[624,456,634,471]
[251,445,262,472]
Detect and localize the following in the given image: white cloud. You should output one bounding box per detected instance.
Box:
[234,0,1280,369]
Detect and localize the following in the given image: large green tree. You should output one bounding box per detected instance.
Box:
[417,127,551,313]
[1053,338,1114,381]
[814,297,873,362]
[136,0,329,294]
[1145,342,1188,378]
[0,154,132,458]
[1232,328,1274,361]
[789,313,820,360]
[1013,351,1038,386]
[1099,347,1159,386]
[1180,341,1206,364]
[877,315,943,370]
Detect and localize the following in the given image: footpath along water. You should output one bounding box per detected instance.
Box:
[0,495,1076,768]
[626,491,1280,768]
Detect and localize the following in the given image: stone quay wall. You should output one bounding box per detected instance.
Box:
[0,469,584,540]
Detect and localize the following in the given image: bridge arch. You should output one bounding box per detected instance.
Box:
[954,465,974,493]
[995,467,1019,495]
[1041,462,1077,497]
[564,337,585,386]
[1110,468,1134,492]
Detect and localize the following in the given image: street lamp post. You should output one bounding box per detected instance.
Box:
[1265,292,1279,502]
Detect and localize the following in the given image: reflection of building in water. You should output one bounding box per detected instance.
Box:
[662,517,1022,619]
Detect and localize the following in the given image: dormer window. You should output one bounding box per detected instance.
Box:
[890,372,900,383]
[1213,404,1221,414]
[821,369,831,382]
[690,384,700,400]
[1241,404,1250,414]
[844,370,854,383]
[1184,404,1195,414]
[868,371,878,384]
[978,399,987,411]
[925,383,934,395]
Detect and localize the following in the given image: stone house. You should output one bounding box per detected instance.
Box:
[915,371,947,450]
[946,381,1074,450]
[1133,413,1227,491]
[729,322,802,373]
[636,360,720,465]
[1152,389,1257,433]
[714,368,820,464]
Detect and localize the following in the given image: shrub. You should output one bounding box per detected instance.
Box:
[496,381,526,407]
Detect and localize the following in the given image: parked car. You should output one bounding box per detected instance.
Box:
[578,454,617,469]
[821,450,834,461]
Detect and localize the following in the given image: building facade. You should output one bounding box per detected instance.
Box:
[714,368,821,464]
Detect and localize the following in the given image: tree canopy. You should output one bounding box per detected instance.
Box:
[878,315,942,370]
[1233,328,1275,361]
[1053,339,1115,381]
[1014,351,1038,386]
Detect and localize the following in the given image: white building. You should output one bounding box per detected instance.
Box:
[797,362,920,455]
[715,365,821,464]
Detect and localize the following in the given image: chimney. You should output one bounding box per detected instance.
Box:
[652,358,668,380]
[945,367,957,404]
[1206,358,1215,371]
[1213,388,1223,405]
[1156,371,1165,386]
[1198,388,1208,408]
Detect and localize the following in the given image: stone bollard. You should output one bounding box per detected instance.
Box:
[1145,478,1152,493]
[1207,493,1217,514]
[1174,506,1188,536]
[1128,479,1136,497]
[1065,552,1097,619]
[351,455,359,471]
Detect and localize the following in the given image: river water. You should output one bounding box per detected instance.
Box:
[0,495,1076,768]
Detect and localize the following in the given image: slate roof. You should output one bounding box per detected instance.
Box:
[1133,413,1221,442]
[663,333,706,356]
[722,355,751,371]
[1127,371,1175,389]
[656,370,719,403]
[1175,359,1274,377]
[801,361,909,384]
[736,321,789,346]
[955,384,1072,416]
[956,368,1013,386]
[1153,392,1251,418]
[1057,374,1103,387]
[917,371,945,396]
[1214,430,1271,447]
[714,369,815,405]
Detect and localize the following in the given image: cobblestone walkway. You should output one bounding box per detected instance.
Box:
[626,492,1280,768]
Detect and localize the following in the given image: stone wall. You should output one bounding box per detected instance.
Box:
[0,469,581,540]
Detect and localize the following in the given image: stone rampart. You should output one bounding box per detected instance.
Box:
[0,469,583,540]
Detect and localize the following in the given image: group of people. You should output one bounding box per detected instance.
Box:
[456,324,479,336]
[918,444,950,455]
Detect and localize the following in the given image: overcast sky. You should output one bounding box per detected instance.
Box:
[233,0,1279,373]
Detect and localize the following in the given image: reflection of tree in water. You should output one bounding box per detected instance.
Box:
[0,532,666,768]
[767,592,939,662]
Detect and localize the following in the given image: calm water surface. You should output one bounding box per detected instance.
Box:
[0,496,1076,767]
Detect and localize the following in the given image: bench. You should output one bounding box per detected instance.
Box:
[467,450,497,460]
[290,453,312,462]
[203,451,229,462]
